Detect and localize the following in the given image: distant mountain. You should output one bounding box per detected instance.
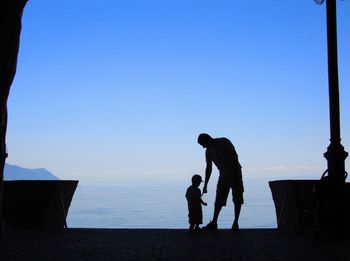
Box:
[4,163,59,180]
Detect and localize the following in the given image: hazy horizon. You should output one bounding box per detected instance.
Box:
[7,1,350,186]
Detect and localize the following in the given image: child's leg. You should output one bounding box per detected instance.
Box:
[194,224,201,231]
[189,223,195,232]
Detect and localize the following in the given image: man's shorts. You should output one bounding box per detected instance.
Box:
[215,170,244,207]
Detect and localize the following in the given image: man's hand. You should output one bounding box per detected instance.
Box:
[202,187,207,195]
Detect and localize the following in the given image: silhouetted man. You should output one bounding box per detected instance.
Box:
[198,133,244,230]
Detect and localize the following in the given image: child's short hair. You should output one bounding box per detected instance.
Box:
[191,174,203,184]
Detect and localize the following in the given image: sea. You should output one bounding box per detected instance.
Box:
[67,177,277,229]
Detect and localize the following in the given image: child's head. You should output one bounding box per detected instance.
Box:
[191,174,203,187]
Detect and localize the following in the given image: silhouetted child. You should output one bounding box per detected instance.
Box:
[185,174,207,232]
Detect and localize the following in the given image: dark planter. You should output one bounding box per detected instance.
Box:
[2,180,78,229]
[269,179,350,234]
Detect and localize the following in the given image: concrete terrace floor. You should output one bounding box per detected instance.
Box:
[0,228,349,261]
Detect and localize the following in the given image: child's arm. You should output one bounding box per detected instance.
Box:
[200,198,207,206]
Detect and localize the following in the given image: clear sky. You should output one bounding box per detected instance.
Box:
[6,0,350,185]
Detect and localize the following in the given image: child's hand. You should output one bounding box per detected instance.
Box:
[203,202,207,206]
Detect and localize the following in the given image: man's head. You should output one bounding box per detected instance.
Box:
[197,133,214,148]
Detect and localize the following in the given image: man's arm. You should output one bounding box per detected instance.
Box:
[202,161,212,194]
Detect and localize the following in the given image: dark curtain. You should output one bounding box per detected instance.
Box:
[0,0,27,234]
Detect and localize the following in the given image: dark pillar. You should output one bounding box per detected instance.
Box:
[323,0,348,183]
[0,0,27,235]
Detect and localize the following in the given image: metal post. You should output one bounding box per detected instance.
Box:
[323,0,348,183]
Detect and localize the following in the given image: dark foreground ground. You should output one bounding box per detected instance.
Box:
[0,228,349,261]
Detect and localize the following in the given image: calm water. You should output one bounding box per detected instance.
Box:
[67,178,277,229]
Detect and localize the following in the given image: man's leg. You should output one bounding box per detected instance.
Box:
[202,204,221,230]
[232,188,243,230]
[232,171,244,230]
[212,203,223,224]
[203,178,228,230]
[232,203,241,229]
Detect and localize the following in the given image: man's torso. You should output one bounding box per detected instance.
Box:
[206,137,241,177]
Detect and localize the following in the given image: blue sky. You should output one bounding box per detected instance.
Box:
[6,0,350,185]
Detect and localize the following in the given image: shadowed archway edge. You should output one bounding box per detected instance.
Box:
[0,0,28,235]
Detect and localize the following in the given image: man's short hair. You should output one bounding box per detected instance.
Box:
[197,133,212,144]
